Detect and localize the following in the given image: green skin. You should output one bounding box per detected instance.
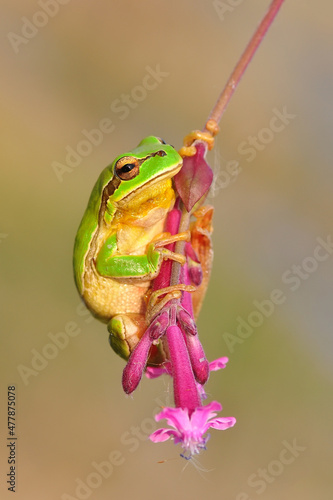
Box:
[73,136,183,360]
[73,136,182,293]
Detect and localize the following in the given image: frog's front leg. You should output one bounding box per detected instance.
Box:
[95,231,190,280]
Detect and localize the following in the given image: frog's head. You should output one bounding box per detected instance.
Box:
[108,136,182,203]
[97,136,182,223]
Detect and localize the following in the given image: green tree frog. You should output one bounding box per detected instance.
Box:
[73,136,193,361]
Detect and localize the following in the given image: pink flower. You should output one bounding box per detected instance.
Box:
[150,401,236,459]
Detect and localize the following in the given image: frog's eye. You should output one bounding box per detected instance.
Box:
[115,156,140,180]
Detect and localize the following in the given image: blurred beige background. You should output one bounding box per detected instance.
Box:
[1,1,332,499]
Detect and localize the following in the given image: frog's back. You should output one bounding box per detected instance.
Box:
[73,166,115,295]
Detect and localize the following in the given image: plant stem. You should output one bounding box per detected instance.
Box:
[170,202,190,287]
[204,0,285,132]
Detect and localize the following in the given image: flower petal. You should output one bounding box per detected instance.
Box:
[149,428,178,443]
[189,401,222,430]
[209,357,229,371]
[209,416,237,430]
[154,406,191,432]
[145,363,171,379]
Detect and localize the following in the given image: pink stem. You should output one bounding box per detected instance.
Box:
[204,0,285,130]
